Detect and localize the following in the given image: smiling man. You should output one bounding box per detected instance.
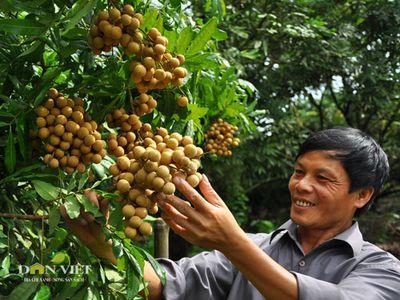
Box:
[61,127,400,299]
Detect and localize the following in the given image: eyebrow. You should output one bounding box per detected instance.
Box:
[295,162,337,177]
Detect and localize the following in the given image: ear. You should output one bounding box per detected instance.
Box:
[354,187,374,209]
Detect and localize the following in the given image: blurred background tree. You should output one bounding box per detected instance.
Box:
[190,0,400,258]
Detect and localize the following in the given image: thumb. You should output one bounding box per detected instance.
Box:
[199,174,224,206]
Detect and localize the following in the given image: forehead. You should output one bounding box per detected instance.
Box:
[295,150,346,172]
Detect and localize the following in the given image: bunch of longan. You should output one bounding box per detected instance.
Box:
[107,125,203,241]
[89,6,189,115]
[204,119,240,156]
[89,4,143,54]
[34,88,107,174]
[128,27,187,94]
[130,93,158,116]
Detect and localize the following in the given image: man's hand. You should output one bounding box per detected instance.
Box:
[59,190,117,264]
[156,175,246,253]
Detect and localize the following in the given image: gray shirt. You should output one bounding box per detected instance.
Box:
[157,220,400,299]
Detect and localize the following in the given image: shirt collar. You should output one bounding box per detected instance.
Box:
[270,219,364,256]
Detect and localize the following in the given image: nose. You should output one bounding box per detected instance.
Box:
[295,175,313,194]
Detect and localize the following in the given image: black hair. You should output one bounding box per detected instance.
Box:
[296,127,390,217]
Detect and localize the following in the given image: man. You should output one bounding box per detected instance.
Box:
[61,127,400,299]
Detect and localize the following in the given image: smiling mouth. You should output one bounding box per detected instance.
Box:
[294,199,315,207]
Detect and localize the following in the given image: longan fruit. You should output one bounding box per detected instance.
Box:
[135,207,148,219]
[68,156,79,168]
[36,117,47,128]
[36,106,49,117]
[47,88,58,99]
[173,67,187,78]
[128,216,142,228]
[56,96,67,108]
[156,165,169,178]
[77,127,89,139]
[109,8,121,21]
[177,96,188,107]
[129,161,141,173]
[92,154,102,164]
[44,98,55,109]
[133,64,146,78]
[133,13,143,23]
[184,144,197,158]
[49,158,59,169]
[54,124,65,137]
[117,179,130,193]
[128,188,142,201]
[148,150,161,162]
[154,44,166,55]
[66,121,79,134]
[55,115,67,125]
[49,135,60,146]
[71,110,83,123]
[136,195,149,207]
[60,141,71,151]
[122,204,136,218]
[84,135,96,146]
[152,177,165,191]
[139,222,152,236]
[123,4,134,15]
[54,148,65,159]
[38,127,50,139]
[109,164,120,176]
[124,226,137,239]
[186,174,200,187]
[177,54,185,65]
[50,107,60,116]
[163,182,175,195]
[114,146,125,157]
[149,205,159,215]
[166,138,179,149]
[148,28,160,40]
[134,169,147,184]
[117,156,130,171]
[76,163,86,173]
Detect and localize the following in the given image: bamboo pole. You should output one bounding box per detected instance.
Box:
[154,218,169,258]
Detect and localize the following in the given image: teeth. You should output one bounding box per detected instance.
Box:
[295,200,314,207]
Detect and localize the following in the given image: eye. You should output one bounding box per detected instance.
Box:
[317,175,329,181]
[294,169,304,175]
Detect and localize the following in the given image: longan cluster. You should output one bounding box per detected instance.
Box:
[131,93,158,116]
[205,119,240,156]
[34,88,107,174]
[88,5,144,54]
[108,125,204,241]
[128,27,187,94]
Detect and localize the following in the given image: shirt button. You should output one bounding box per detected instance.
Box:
[299,260,306,267]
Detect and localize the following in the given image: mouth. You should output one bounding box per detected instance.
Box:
[293,198,316,208]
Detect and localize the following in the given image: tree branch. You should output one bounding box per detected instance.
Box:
[0,213,49,220]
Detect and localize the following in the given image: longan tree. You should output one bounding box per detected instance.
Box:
[0,0,255,298]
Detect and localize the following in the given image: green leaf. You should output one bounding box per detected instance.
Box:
[0,254,10,277]
[16,114,27,160]
[186,104,209,121]
[33,67,64,106]
[75,194,102,218]
[186,17,218,56]
[51,252,69,265]
[0,19,47,36]
[32,180,60,201]
[62,0,97,32]
[5,127,16,173]
[8,282,40,300]
[64,195,81,219]
[127,263,139,298]
[78,172,89,190]
[214,28,228,41]
[49,228,68,250]
[48,207,61,235]
[33,285,51,300]
[176,27,194,54]
[135,247,166,285]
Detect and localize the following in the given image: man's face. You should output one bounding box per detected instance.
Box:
[288,150,359,230]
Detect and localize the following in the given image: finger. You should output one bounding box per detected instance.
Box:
[199,174,225,206]
[162,194,201,222]
[60,205,88,229]
[172,176,208,210]
[162,213,187,235]
[80,209,95,223]
[158,201,193,230]
[84,190,99,208]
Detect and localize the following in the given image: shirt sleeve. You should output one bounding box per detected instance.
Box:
[156,250,236,300]
[293,261,400,300]
[156,232,271,300]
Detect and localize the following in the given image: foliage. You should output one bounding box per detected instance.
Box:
[0,0,255,297]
